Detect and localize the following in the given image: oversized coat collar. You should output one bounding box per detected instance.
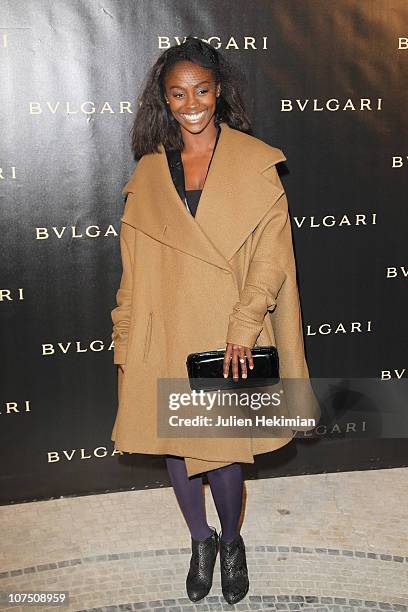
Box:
[121,121,286,273]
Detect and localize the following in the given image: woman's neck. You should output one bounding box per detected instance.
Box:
[180,120,220,156]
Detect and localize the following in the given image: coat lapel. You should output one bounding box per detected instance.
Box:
[121,121,286,272]
[193,122,286,262]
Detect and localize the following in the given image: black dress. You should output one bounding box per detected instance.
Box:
[165,125,221,219]
[185,189,202,218]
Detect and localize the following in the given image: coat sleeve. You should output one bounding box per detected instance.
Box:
[111,200,136,365]
[225,168,296,350]
[225,163,321,430]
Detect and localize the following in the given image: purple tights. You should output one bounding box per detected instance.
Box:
[165,455,243,544]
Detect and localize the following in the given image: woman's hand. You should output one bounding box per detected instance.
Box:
[223,343,254,380]
[119,364,125,373]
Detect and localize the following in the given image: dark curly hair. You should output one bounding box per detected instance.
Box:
[129,35,252,160]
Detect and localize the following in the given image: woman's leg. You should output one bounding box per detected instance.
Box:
[206,462,244,544]
[165,454,214,540]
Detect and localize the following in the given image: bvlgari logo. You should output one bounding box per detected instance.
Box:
[392,157,408,167]
[381,369,407,380]
[29,102,132,115]
[0,288,24,301]
[293,213,377,228]
[36,225,118,239]
[281,98,382,112]
[0,166,16,180]
[42,341,114,356]
[398,38,408,49]
[306,321,372,336]
[386,267,408,278]
[48,447,120,462]
[0,401,31,415]
[158,36,268,50]
[298,421,367,436]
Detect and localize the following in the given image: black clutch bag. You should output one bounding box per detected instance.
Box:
[186,346,279,392]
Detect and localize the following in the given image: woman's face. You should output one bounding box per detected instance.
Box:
[163,60,221,134]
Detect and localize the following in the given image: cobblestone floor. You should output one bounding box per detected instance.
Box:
[0,468,407,611]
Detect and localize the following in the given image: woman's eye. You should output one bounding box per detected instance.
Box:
[173,89,209,99]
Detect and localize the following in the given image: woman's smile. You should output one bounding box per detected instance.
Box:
[180,110,207,123]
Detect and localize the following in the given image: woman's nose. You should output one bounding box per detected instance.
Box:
[184,92,200,109]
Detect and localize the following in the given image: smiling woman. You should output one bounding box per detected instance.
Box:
[111,35,320,605]
[167,64,219,190]
[164,62,220,132]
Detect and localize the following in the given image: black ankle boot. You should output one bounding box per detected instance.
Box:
[219,532,249,604]
[186,527,219,602]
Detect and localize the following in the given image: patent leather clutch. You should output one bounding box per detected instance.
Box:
[186,346,279,392]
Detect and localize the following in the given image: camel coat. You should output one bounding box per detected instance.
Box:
[110,121,321,477]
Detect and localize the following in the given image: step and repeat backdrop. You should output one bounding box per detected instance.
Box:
[1,0,407,504]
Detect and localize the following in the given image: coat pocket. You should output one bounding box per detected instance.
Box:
[143,311,153,362]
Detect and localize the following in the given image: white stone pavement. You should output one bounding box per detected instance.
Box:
[0,468,407,611]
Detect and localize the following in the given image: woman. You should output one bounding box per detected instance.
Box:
[111,37,320,604]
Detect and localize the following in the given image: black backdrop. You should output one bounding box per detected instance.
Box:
[1,0,407,504]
